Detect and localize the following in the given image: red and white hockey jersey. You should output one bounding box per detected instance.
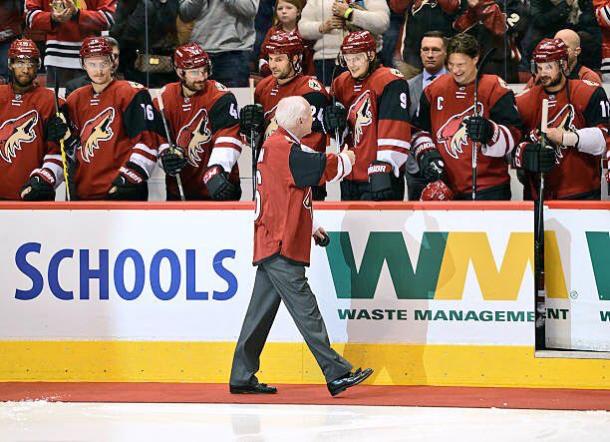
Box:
[412,73,522,195]
[255,73,329,153]
[516,79,610,199]
[25,0,116,69]
[253,127,352,266]
[66,80,161,199]
[331,66,412,182]
[0,84,64,200]
[154,80,242,200]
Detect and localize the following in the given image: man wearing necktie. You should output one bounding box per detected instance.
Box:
[405,31,448,200]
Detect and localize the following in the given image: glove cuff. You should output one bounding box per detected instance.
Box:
[412,138,436,163]
[120,161,147,185]
[203,164,223,184]
[367,161,392,176]
[512,142,528,169]
[31,167,56,187]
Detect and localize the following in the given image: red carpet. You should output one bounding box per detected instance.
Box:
[0,383,608,411]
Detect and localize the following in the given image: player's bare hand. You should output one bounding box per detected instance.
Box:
[63,0,78,17]
[545,128,564,145]
[467,0,480,7]
[313,227,330,247]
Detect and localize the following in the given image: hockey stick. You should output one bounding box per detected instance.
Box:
[53,82,71,202]
[471,47,496,200]
[535,98,549,349]
[249,77,258,201]
[157,92,186,201]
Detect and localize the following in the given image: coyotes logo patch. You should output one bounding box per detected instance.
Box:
[0,110,38,163]
[80,107,115,163]
[348,90,373,145]
[436,103,483,160]
[176,108,212,167]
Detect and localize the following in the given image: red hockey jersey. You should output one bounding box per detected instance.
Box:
[331,66,412,182]
[154,81,242,200]
[516,80,610,199]
[253,127,353,266]
[412,73,522,195]
[0,85,64,200]
[255,73,329,153]
[25,0,116,69]
[66,80,161,199]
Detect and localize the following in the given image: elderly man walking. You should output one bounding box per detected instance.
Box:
[229,96,373,397]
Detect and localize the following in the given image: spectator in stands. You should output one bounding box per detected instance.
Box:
[453,0,524,82]
[110,0,179,88]
[300,0,390,85]
[258,0,315,77]
[0,1,23,84]
[389,0,458,80]
[405,31,447,200]
[25,0,117,87]
[179,0,259,87]
[65,36,120,97]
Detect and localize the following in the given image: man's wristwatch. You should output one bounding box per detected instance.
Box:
[344,7,354,20]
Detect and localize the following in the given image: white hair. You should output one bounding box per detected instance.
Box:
[275,96,310,132]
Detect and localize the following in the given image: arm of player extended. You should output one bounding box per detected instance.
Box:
[120,89,162,180]
[376,78,412,176]
[30,138,66,188]
[206,93,243,171]
[289,145,353,187]
[301,89,331,153]
[483,88,522,158]
[568,86,610,156]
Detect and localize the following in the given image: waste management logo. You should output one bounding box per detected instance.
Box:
[324,231,610,323]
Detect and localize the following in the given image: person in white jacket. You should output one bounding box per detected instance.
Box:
[299,0,389,85]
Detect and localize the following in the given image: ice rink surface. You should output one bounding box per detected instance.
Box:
[1,401,609,442]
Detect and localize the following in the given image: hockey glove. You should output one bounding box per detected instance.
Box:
[413,139,445,182]
[107,161,148,200]
[420,180,454,201]
[203,165,242,200]
[20,168,56,201]
[239,104,265,143]
[513,142,555,173]
[46,114,70,142]
[465,116,495,144]
[367,161,401,201]
[160,146,188,176]
[322,103,347,135]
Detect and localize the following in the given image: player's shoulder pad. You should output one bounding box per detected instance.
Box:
[302,76,324,92]
[209,79,229,93]
[371,67,406,90]
[422,72,449,98]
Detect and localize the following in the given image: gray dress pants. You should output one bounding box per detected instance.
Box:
[230,255,352,385]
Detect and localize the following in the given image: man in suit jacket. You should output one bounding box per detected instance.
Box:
[406,31,448,200]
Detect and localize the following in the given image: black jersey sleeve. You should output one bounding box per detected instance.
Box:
[289,143,328,188]
[209,93,241,132]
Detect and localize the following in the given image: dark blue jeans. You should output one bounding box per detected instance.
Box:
[209,50,251,87]
[380,11,404,69]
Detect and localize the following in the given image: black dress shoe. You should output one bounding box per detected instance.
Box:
[229,383,278,394]
[327,368,373,397]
